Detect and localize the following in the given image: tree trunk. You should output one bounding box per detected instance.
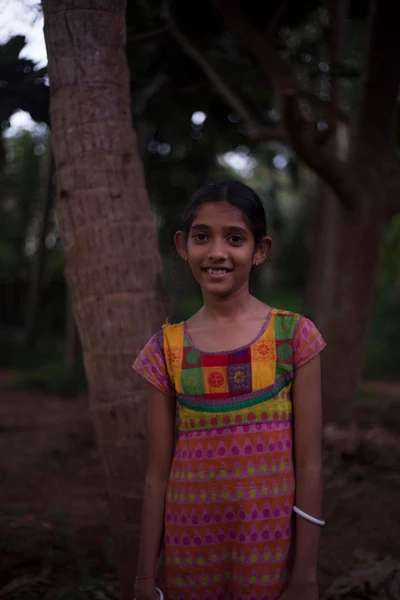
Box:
[42,2,165,598]
[321,201,386,423]
[305,0,347,325]
[25,148,55,345]
[304,181,340,327]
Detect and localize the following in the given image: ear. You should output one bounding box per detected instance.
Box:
[253,236,273,266]
[174,230,187,261]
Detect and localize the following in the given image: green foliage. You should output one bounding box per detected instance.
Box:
[0,35,49,129]
[0,332,61,369]
[364,215,400,381]
[0,132,43,279]
[0,129,65,332]
[6,361,87,397]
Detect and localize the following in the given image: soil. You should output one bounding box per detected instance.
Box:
[1,373,400,599]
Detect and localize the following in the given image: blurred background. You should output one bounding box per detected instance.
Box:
[0,1,399,599]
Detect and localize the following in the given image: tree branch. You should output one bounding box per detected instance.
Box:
[352,0,400,163]
[264,0,291,39]
[213,0,349,124]
[163,0,285,143]
[213,0,359,206]
[282,94,360,205]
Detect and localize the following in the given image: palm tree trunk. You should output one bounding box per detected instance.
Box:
[41,2,165,597]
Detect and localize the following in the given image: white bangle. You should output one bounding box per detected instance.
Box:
[156,588,164,600]
[293,505,325,526]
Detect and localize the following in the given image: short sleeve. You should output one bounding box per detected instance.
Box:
[293,317,326,369]
[132,330,175,396]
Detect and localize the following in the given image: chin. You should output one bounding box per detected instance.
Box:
[202,283,239,298]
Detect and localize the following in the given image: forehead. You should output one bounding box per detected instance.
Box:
[191,201,250,229]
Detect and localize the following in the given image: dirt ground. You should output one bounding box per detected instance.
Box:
[1,372,400,599]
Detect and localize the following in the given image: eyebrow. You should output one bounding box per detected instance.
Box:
[190,224,249,235]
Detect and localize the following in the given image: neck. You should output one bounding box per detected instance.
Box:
[201,283,256,322]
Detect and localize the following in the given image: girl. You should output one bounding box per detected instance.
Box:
[133,180,325,600]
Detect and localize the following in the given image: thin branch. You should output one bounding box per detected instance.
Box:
[213,0,349,125]
[163,0,285,143]
[126,26,168,43]
[213,0,358,206]
[264,0,291,39]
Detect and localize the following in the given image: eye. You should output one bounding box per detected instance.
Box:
[228,235,243,245]
[193,233,208,242]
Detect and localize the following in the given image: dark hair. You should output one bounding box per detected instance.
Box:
[182,180,268,244]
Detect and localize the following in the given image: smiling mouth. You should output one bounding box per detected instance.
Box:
[202,267,232,275]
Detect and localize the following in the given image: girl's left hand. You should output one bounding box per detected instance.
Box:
[279,582,317,600]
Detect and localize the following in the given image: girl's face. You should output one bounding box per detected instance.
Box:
[175,201,272,298]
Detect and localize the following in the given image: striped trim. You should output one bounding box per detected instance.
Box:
[177,374,293,413]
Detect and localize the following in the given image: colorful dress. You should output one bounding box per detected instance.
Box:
[133,308,325,600]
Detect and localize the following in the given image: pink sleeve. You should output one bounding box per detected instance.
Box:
[132,331,174,396]
[293,317,326,369]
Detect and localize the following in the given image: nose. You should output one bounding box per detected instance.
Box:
[207,237,228,261]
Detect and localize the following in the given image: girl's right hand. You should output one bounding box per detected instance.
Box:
[134,579,160,600]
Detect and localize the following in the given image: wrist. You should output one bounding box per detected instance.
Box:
[135,576,156,584]
[134,578,156,591]
[290,565,317,586]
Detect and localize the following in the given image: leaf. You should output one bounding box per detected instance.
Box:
[0,36,27,67]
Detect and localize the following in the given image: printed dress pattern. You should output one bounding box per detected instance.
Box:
[133,308,326,600]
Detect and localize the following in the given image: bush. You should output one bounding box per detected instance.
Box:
[6,362,86,397]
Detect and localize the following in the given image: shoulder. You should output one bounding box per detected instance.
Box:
[161,319,185,351]
[272,308,319,331]
[271,308,324,348]
[271,308,303,340]
[271,311,327,368]
[162,318,185,332]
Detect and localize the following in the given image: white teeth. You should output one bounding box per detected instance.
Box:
[207,268,228,274]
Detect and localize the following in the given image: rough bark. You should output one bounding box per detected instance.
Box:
[321,201,386,423]
[41,2,165,597]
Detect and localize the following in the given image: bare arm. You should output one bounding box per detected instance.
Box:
[290,354,324,586]
[135,382,176,599]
